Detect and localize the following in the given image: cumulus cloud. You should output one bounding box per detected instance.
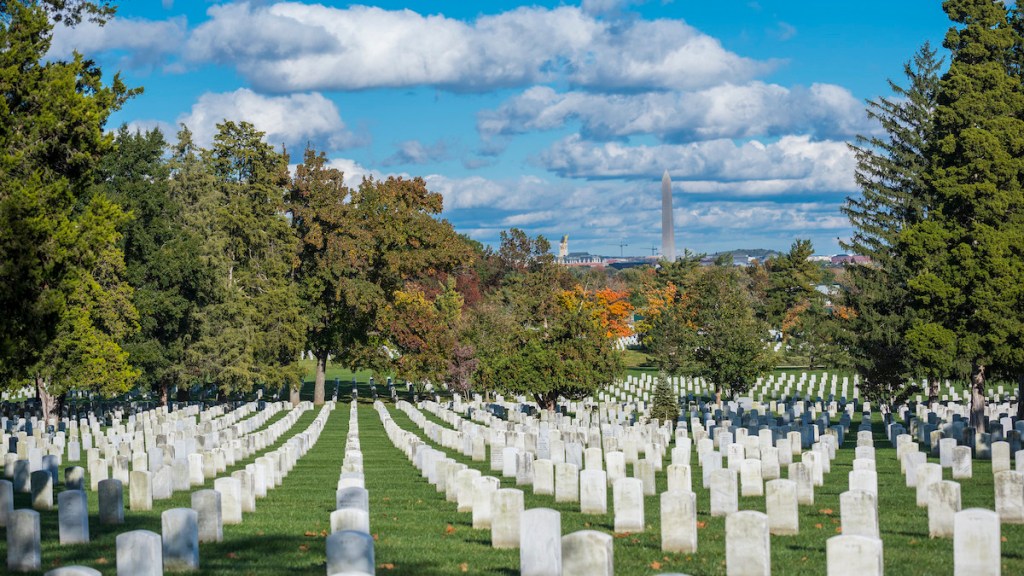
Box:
[479,82,873,142]
[48,16,186,69]
[176,88,361,151]
[382,139,454,167]
[538,134,857,194]
[183,2,768,92]
[425,170,851,253]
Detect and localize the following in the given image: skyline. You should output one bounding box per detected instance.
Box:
[50,1,952,256]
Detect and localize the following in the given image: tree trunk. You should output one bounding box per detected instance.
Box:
[36,376,57,427]
[1017,374,1024,421]
[969,363,986,434]
[159,380,170,407]
[928,378,939,406]
[290,385,301,406]
[314,352,327,406]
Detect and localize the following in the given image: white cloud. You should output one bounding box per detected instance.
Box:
[183,2,768,92]
[48,16,187,69]
[479,82,873,142]
[538,134,857,195]
[176,89,361,151]
[382,139,454,166]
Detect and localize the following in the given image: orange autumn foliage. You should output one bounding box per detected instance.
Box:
[559,285,635,338]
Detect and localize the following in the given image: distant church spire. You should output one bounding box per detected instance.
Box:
[661,170,675,262]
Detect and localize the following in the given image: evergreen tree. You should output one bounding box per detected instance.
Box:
[650,375,680,426]
[841,43,944,406]
[98,127,217,405]
[900,0,1024,431]
[0,1,139,420]
[186,121,307,401]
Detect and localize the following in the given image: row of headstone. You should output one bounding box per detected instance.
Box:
[5,401,334,573]
[329,401,374,576]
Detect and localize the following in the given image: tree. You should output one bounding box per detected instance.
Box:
[691,265,775,401]
[841,42,944,406]
[762,239,822,339]
[0,1,139,421]
[900,0,1024,432]
[186,121,306,402]
[287,150,471,403]
[650,375,680,425]
[466,229,622,409]
[96,127,217,405]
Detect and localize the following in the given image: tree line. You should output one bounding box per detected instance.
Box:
[3,0,1024,438]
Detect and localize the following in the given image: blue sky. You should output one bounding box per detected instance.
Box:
[51,0,952,256]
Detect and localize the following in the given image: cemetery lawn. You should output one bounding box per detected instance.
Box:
[369,393,1024,576]
[6,376,1024,575]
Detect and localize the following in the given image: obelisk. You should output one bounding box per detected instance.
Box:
[661,170,675,262]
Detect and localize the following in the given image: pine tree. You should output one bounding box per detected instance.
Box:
[841,43,944,405]
[650,374,680,426]
[901,0,1024,431]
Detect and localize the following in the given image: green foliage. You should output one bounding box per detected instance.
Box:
[841,42,943,405]
[899,0,1024,425]
[649,374,680,425]
[465,229,622,408]
[0,1,139,411]
[762,239,823,336]
[173,122,306,395]
[287,148,471,400]
[689,266,776,397]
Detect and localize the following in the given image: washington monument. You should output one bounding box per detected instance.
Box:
[661,170,675,262]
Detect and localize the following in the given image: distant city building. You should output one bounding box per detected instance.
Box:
[831,254,872,265]
[563,252,605,266]
[558,235,569,263]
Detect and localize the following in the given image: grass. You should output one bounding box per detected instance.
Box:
[372,396,1024,575]
[5,376,1024,575]
[3,398,346,575]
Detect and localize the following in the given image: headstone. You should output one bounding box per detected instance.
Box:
[7,509,41,572]
[929,480,962,538]
[606,451,626,486]
[0,479,12,528]
[520,508,561,576]
[491,488,524,549]
[840,490,879,539]
[58,490,89,544]
[336,486,370,513]
[555,462,579,503]
[994,470,1024,524]
[330,507,370,534]
[954,508,1000,575]
[65,466,85,491]
[161,508,200,571]
[952,446,973,479]
[129,470,153,511]
[534,459,554,496]
[562,530,613,576]
[30,469,52,510]
[326,530,375,575]
[661,490,698,553]
[232,469,256,513]
[765,479,799,536]
[667,464,691,494]
[849,469,878,497]
[456,468,482,513]
[740,458,764,497]
[790,461,814,505]
[992,441,1011,473]
[826,534,884,576]
[580,469,607,515]
[916,463,942,509]
[725,510,770,576]
[191,489,223,543]
[98,478,124,525]
[472,476,500,530]
[613,477,644,533]
[710,469,738,517]
[214,477,243,524]
[116,530,163,576]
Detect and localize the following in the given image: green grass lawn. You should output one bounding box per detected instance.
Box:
[5,377,1023,575]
